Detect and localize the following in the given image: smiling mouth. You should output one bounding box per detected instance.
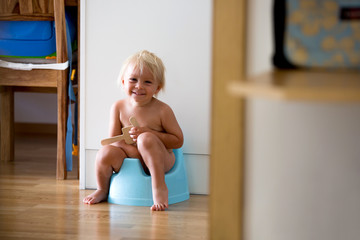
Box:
[132,91,145,96]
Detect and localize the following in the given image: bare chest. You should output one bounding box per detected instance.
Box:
[120,106,164,132]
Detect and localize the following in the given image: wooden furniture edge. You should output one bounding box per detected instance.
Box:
[228,69,360,102]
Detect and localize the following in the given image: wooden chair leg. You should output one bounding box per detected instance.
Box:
[1,86,14,162]
[56,71,68,179]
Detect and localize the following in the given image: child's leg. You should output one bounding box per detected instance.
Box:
[136,132,175,211]
[83,145,127,204]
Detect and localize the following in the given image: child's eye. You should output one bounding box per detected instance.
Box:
[145,80,152,84]
[129,78,137,82]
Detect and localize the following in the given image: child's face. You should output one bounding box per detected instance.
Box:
[122,64,161,105]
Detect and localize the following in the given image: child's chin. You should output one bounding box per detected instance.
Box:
[131,95,152,105]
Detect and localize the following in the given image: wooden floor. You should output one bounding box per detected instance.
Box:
[0,133,209,239]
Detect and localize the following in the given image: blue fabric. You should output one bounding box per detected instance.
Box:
[0,13,76,58]
[65,18,77,172]
[0,21,56,57]
[284,0,360,68]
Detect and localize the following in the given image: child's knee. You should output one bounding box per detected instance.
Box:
[96,145,124,165]
[137,132,159,149]
[96,147,109,165]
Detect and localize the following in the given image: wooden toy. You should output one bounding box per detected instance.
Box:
[101,116,139,146]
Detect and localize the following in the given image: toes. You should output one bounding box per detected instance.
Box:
[151,204,159,211]
[160,203,168,210]
[82,190,108,205]
[151,203,168,211]
[83,197,91,204]
[83,195,97,205]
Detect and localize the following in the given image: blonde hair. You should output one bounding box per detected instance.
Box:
[117,50,166,91]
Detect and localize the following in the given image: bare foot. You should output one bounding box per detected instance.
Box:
[151,185,169,211]
[83,189,108,204]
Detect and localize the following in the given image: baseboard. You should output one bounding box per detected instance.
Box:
[15,122,57,134]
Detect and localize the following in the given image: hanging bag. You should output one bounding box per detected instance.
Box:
[273,0,360,69]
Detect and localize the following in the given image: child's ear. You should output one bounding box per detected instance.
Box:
[119,79,126,92]
[155,85,161,95]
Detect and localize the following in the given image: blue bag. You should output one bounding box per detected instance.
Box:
[273,0,360,69]
[0,12,76,58]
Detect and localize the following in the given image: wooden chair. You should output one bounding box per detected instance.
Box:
[0,0,70,179]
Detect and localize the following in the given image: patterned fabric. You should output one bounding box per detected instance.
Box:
[285,0,360,68]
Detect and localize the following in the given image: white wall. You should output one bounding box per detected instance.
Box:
[245,1,360,240]
[14,92,57,124]
[80,0,212,194]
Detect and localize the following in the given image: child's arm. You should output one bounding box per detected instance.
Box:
[130,105,183,149]
[108,101,123,138]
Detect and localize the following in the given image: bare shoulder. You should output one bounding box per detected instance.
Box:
[112,99,126,108]
[109,99,127,123]
[153,98,174,115]
[110,99,127,113]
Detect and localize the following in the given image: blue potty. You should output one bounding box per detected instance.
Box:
[108,148,190,206]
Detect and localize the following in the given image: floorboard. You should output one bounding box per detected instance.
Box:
[0,133,209,239]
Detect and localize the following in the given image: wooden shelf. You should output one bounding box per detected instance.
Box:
[229,69,360,102]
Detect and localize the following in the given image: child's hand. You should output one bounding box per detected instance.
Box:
[129,127,148,142]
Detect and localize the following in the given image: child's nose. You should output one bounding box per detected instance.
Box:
[136,81,143,89]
